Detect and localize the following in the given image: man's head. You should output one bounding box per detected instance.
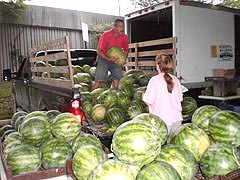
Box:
[113,19,124,35]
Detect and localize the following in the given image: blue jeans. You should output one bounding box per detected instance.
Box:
[95,56,122,82]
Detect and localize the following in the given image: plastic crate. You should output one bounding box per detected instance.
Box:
[0,143,73,180]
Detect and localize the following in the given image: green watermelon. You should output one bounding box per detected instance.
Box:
[4,141,23,160]
[80,91,92,103]
[1,129,15,142]
[71,132,102,153]
[132,113,168,145]
[73,145,108,180]
[3,131,22,148]
[41,138,73,169]
[192,105,220,133]
[82,64,91,73]
[181,97,198,120]
[52,113,81,142]
[112,120,161,166]
[123,69,145,79]
[91,88,105,103]
[73,65,84,75]
[133,90,144,102]
[106,107,125,126]
[209,110,240,147]
[116,91,131,108]
[170,123,210,162]
[82,101,93,117]
[91,104,106,122]
[87,159,134,180]
[138,75,150,87]
[75,72,92,84]
[119,83,135,98]
[11,111,28,125]
[89,67,96,78]
[136,160,181,180]
[155,144,197,180]
[107,46,126,66]
[14,115,26,131]
[119,74,136,86]
[23,111,50,123]
[200,143,240,178]
[127,105,143,120]
[7,144,41,175]
[0,124,14,138]
[97,89,118,108]
[45,110,61,123]
[19,117,51,146]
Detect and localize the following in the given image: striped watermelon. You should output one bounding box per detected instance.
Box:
[41,138,73,169]
[155,144,197,180]
[116,91,131,108]
[4,141,23,160]
[181,97,198,120]
[132,113,168,145]
[87,159,134,180]
[97,89,118,108]
[14,115,26,131]
[19,117,51,146]
[72,145,107,180]
[7,144,41,175]
[0,124,14,138]
[82,101,93,117]
[112,120,161,166]
[170,123,210,162]
[52,113,81,142]
[23,111,50,123]
[11,111,28,125]
[106,107,125,126]
[3,132,22,148]
[91,104,106,122]
[71,132,102,153]
[127,105,143,120]
[91,88,105,104]
[80,91,92,103]
[45,110,61,123]
[136,160,181,180]
[200,143,240,178]
[209,110,240,147]
[192,105,220,133]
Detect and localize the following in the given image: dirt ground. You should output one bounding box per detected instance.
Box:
[0,82,13,120]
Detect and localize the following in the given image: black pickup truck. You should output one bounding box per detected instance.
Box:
[8,49,97,113]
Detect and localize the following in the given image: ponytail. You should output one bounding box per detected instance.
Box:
[164,73,174,93]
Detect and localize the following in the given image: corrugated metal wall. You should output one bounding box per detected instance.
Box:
[0,5,121,81]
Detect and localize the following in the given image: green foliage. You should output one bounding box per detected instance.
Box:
[0,0,29,18]
[0,82,13,120]
[91,23,113,41]
[222,0,240,8]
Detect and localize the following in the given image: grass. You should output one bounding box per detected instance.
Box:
[0,82,13,120]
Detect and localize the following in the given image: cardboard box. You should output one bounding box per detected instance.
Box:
[213,68,235,78]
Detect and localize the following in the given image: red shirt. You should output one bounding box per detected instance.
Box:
[98,29,128,55]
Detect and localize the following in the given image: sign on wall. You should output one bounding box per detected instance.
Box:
[218,45,233,61]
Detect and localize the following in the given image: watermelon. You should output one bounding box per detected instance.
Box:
[192,105,220,133]
[82,64,91,73]
[91,88,105,103]
[209,110,240,147]
[0,124,14,138]
[119,74,136,86]
[119,83,135,98]
[72,145,108,180]
[71,132,102,153]
[97,89,118,108]
[19,117,51,146]
[87,159,134,180]
[52,113,81,142]
[80,91,92,103]
[3,132,22,148]
[82,101,93,117]
[23,111,50,123]
[138,75,150,87]
[155,144,197,180]
[75,72,92,84]
[132,113,168,145]
[170,123,210,162]
[136,160,181,180]
[133,90,144,102]
[73,65,84,75]
[107,46,126,66]
[91,104,106,122]
[89,67,96,78]
[123,69,145,79]
[4,141,23,160]
[14,115,26,131]
[112,120,161,166]
[41,138,73,169]
[181,97,198,120]
[106,107,125,126]
[11,111,28,125]
[7,144,41,175]
[45,110,61,123]
[116,91,131,108]
[127,105,143,120]
[200,143,240,178]
[1,129,15,142]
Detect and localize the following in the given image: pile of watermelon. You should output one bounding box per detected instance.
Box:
[74,67,150,133]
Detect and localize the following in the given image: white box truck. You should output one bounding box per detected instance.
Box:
[125,0,240,89]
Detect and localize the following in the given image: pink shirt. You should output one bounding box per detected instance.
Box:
[143,73,183,127]
[98,29,128,55]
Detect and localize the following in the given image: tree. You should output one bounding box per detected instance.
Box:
[91,23,113,41]
[0,0,29,18]
[222,0,240,9]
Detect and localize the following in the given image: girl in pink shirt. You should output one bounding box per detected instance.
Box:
[143,53,183,133]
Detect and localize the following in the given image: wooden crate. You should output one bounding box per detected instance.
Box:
[125,37,177,76]
[213,79,238,97]
[28,36,74,89]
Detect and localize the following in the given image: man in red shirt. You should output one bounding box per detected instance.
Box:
[92,19,128,90]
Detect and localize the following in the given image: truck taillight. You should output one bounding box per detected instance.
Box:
[69,88,84,124]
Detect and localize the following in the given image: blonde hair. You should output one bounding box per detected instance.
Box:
[156,53,174,93]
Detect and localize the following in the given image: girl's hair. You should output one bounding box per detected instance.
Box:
[156,53,174,93]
